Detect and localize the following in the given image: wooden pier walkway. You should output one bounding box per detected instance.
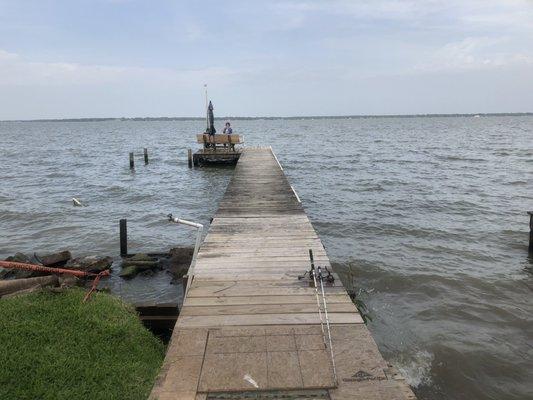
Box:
[150,148,416,400]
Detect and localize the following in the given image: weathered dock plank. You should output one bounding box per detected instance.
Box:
[150,147,416,400]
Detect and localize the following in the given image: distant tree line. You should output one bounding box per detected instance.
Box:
[4,112,533,123]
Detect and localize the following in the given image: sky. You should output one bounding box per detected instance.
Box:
[0,0,532,119]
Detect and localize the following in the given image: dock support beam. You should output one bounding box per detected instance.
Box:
[120,219,128,257]
[188,149,193,168]
[144,148,149,165]
[181,275,189,301]
[129,152,134,170]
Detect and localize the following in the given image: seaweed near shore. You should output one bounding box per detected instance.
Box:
[337,263,373,324]
[347,287,373,324]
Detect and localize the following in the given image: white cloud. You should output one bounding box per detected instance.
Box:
[0,49,238,87]
[0,49,19,61]
[182,23,204,42]
[460,3,533,31]
[273,0,450,21]
[273,0,533,41]
[415,37,533,72]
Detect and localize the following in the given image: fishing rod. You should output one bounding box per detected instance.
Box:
[317,263,338,385]
[308,249,327,347]
[299,249,338,385]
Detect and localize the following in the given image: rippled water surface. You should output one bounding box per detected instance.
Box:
[1,116,532,399]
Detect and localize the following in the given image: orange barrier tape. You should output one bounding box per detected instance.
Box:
[0,260,110,302]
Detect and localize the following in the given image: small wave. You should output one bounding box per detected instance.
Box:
[504,180,527,185]
[394,350,433,388]
[435,155,487,162]
[45,172,75,178]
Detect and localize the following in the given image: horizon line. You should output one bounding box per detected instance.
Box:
[2,112,533,123]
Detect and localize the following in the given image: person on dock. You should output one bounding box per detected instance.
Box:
[223,122,233,149]
[223,122,233,134]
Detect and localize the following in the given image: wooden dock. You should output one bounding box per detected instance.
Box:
[192,148,242,166]
[150,148,416,400]
[190,133,244,166]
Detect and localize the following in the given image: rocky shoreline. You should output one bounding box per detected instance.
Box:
[0,247,193,298]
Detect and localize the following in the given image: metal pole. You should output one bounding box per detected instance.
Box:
[119,219,128,257]
[129,152,134,170]
[168,215,204,295]
[188,224,203,294]
[188,149,193,168]
[204,84,209,132]
[143,148,148,165]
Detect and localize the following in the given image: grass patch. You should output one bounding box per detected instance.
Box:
[0,288,165,400]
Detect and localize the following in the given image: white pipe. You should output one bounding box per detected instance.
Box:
[171,217,203,229]
[269,146,283,170]
[290,185,301,203]
[169,216,204,295]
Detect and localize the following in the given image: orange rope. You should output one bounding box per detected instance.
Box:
[82,270,109,302]
[0,260,110,302]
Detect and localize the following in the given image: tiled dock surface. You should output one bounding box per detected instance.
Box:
[150,148,416,400]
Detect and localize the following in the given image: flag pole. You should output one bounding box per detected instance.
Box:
[204,84,208,132]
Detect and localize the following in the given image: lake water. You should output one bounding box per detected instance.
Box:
[1,116,532,399]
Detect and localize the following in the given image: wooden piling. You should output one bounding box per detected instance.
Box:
[527,211,533,254]
[144,148,149,165]
[187,149,193,168]
[119,219,128,257]
[129,152,134,170]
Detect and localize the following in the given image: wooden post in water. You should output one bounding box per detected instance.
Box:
[528,211,533,253]
[120,219,128,257]
[129,152,135,170]
[188,149,193,168]
[144,148,149,165]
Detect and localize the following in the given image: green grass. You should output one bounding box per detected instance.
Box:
[0,288,165,400]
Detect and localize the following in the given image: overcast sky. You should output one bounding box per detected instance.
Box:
[1,0,532,119]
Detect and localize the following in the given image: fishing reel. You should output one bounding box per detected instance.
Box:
[298,249,335,285]
[319,266,335,284]
[298,265,335,284]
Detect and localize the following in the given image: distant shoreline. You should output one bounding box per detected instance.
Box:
[1,112,532,122]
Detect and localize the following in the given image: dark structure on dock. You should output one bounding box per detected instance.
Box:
[187,100,244,167]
